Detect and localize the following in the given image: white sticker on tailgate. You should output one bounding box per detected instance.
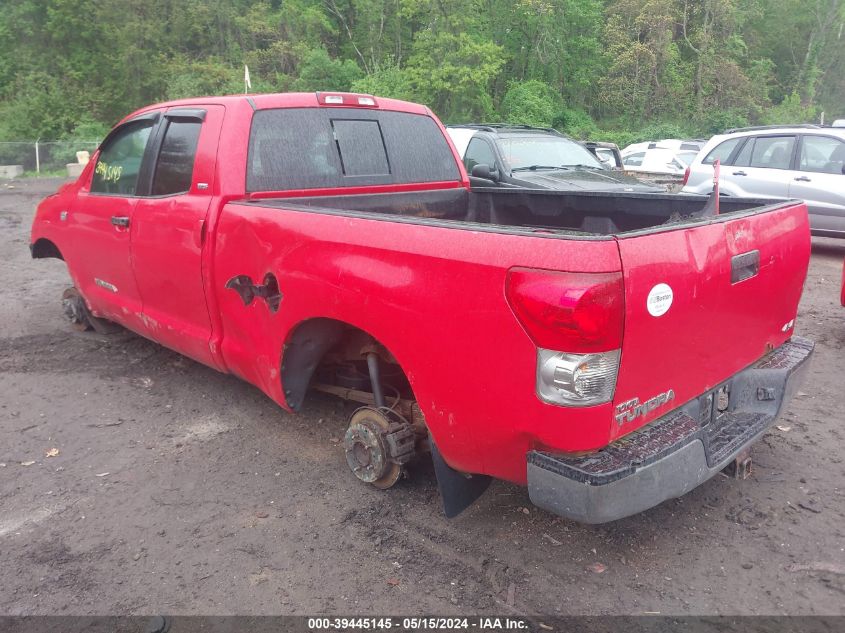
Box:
[647,283,673,317]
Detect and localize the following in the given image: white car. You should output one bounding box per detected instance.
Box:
[681,125,845,237]
[621,140,702,176]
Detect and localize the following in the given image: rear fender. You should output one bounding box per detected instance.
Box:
[280,318,346,411]
[30,238,64,261]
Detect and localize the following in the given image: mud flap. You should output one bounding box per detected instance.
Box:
[431,441,491,518]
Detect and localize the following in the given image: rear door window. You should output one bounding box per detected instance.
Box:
[246,108,460,191]
[748,136,795,169]
[151,119,202,195]
[799,135,845,174]
[91,120,155,196]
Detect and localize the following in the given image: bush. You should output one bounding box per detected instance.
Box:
[499,80,562,128]
[637,122,694,142]
[762,91,819,125]
[165,58,245,100]
[350,64,416,102]
[552,107,599,139]
[292,48,363,92]
[593,129,640,149]
[696,108,750,135]
[61,117,110,143]
[590,121,697,151]
[0,71,80,140]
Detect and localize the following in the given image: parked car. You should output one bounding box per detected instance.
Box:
[584,141,623,170]
[621,139,703,176]
[682,125,845,237]
[31,92,813,524]
[446,124,663,192]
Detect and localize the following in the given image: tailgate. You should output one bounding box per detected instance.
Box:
[610,202,810,441]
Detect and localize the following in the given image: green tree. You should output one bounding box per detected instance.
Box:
[292,47,364,91]
[499,80,562,127]
[351,63,417,101]
[0,0,842,144]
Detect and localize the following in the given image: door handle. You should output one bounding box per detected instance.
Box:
[793,176,811,182]
[111,216,130,228]
[732,171,747,176]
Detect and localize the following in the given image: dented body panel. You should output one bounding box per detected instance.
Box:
[213,199,621,479]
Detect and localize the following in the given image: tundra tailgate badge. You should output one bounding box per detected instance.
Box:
[615,390,675,426]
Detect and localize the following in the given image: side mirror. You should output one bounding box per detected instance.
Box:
[471,163,498,181]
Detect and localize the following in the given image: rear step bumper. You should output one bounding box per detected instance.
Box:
[527,336,814,524]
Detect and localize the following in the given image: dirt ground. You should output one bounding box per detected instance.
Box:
[1,178,844,617]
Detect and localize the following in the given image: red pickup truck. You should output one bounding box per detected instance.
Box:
[30,92,814,523]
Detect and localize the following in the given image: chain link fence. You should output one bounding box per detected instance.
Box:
[0,140,101,175]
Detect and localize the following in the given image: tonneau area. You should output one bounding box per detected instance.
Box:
[246,188,788,236]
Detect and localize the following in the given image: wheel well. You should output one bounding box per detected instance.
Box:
[31,238,63,261]
[281,318,412,412]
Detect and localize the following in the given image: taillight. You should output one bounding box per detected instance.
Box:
[682,166,690,186]
[506,268,624,407]
[536,349,620,406]
[505,268,624,353]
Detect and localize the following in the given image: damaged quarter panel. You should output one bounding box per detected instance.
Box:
[212,202,621,480]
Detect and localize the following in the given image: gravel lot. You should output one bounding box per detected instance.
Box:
[1,178,844,616]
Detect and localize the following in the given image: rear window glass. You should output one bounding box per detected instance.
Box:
[623,152,645,167]
[247,108,460,191]
[332,119,390,176]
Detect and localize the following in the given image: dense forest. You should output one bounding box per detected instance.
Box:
[1,0,843,147]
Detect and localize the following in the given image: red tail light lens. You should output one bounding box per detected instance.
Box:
[505,268,624,353]
[682,166,690,186]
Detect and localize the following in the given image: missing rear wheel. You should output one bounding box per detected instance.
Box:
[343,407,415,490]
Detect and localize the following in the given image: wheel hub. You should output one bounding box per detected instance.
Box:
[343,407,415,489]
[61,287,91,332]
[344,415,391,484]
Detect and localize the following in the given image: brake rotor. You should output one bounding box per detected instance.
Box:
[61,287,93,332]
[343,408,402,489]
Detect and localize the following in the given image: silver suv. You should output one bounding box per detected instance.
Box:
[682,125,845,237]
